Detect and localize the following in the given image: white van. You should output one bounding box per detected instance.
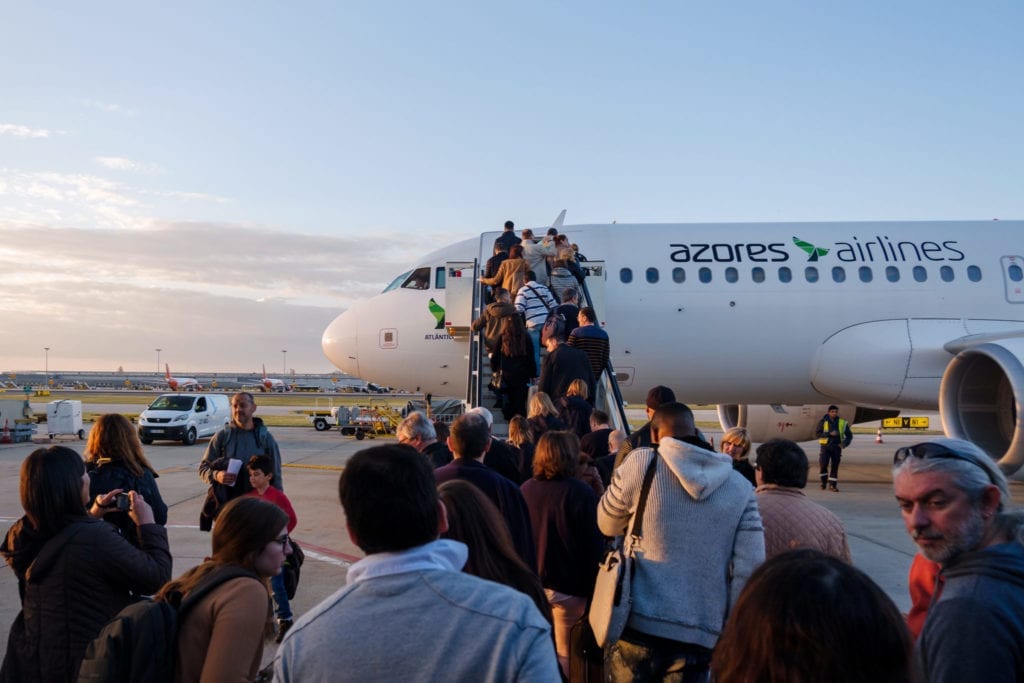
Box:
[138,393,231,445]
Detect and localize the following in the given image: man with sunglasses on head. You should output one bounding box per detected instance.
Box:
[892,438,1024,682]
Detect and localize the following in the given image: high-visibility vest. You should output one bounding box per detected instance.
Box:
[819,418,848,445]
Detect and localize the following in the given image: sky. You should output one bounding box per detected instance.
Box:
[1,1,1022,374]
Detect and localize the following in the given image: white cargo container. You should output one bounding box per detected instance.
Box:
[47,400,84,439]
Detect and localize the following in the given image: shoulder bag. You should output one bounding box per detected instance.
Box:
[589,451,658,648]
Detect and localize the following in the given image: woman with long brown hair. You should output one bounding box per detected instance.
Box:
[493,314,536,421]
[156,496,291,682]
[86,413,168,546]
[438,480,551,625]
[520,431,603,677]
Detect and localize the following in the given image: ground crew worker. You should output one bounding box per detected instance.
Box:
[815,405,852,492]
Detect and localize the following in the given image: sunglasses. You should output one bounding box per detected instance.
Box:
[273,534,291,550]
[893,442,976,468]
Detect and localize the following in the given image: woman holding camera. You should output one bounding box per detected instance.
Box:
[85,413,167,547]
[1,445,172,682]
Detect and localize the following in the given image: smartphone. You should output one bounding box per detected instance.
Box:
[114,492,131,511]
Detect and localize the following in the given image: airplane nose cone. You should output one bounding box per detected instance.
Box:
[322,309,359,376]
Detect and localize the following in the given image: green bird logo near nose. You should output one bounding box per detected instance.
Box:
[428,298,445,330]
[793,236,830,261]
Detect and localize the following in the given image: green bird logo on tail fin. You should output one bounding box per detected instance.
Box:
[793,236,830,262]
[428,298,445,330]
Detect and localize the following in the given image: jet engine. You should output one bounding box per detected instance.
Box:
[940,340,1024,475]
[717,404,898,445]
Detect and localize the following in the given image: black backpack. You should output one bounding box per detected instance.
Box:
[77,565,259,683]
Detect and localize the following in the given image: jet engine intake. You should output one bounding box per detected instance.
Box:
[940,340,1024,475]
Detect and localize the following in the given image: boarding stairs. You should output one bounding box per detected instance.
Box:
[449,231,631,438]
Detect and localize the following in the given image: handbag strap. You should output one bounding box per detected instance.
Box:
[627,450,658,540]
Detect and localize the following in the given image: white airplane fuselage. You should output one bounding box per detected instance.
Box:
[322,221,1024,471]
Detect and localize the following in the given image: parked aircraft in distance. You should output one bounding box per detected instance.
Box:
[322,217,1024,474]
[260,365,292,392]
[164,364,201,392]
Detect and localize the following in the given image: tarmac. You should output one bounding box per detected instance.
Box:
[1,417,1022,668]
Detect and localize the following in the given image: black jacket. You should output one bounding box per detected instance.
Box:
[538,343,595,402]
[1,517,171,683]
[557,395,593,439]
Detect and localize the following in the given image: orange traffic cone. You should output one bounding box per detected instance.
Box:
[0,419,11,444]
[875,427,884,444]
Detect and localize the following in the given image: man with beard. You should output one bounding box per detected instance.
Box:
[892,438,1024,682]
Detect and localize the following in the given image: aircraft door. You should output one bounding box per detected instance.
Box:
[582,260,607,322]
[1001,256,1024,303]
[444,260,477,337]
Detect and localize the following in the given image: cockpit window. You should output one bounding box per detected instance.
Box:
[434,267,446,289]
[382,270,412,293]
[401,267,431,290]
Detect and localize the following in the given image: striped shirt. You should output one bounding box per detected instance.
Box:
[568,324,610,378]
[514,282,557,329]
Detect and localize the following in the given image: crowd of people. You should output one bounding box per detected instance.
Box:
[475,223,605,425]
[2,220,1023,682]
[3,387,1023,682]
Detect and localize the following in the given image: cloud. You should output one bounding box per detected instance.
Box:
[81,99,138,117]
[0,169,228,230]
[148,189,231,204]
[0,219,437,372]
[95,156,163,173]
[0,123,61,138]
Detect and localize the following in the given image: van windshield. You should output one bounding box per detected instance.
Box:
[149,396,195,411]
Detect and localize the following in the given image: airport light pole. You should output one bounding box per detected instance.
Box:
[43,347,49,386]
[156,348,162,373]
[282,349,287,375]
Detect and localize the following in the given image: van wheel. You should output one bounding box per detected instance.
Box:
[314,418,329,431]
[182,427,197,446]
[141,436,154,445]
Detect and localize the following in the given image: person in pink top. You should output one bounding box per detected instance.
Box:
[247,454,297,641]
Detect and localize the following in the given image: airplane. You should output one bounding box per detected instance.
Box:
[164,364,201,392]
[321,218,1024,474]
[260,364,292,392]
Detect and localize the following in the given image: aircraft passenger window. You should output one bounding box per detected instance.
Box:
[940,265,954,282]
[805,266,819,283]
[383,270,412,293]
[831,267,846,283]
[699,267,712,283]
[1010,264,1024,282]
[435,267,446,289]
[859,266,873,283]
[725,267,738,283]
[646,267,659,284]
[886,266,900,282]
[913,266,927,283]
[967,265,982,282]
[401,267,431,290]
[620,268,633,283]
[752,267,765,283]
[672,267,686,283]
[778,267,792,283]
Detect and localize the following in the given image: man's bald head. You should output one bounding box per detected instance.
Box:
[651,402,696,443]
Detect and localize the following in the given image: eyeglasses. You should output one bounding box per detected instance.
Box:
[893,442,974,467]
[273,534,291,550]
